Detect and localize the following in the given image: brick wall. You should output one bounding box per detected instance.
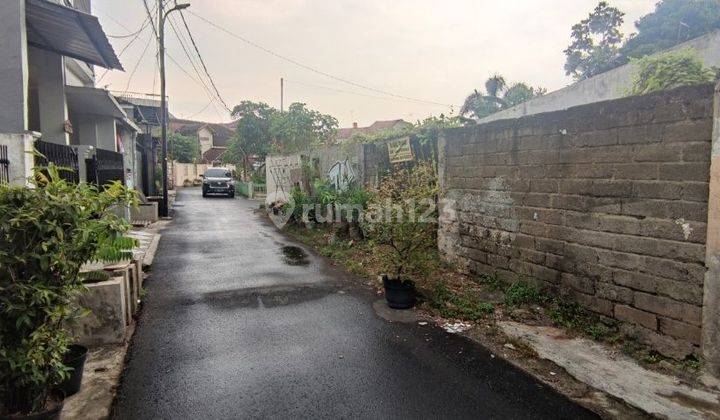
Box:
[439,84,715,359]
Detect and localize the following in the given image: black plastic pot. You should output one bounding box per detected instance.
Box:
[382,275,416,309]
[57,345,88,397]
[0,392,64,420]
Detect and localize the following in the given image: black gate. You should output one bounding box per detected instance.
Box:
[34,140,80,183]
[87,148,124,188]
[0,145,9,183]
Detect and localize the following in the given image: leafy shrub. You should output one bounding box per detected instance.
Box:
[0,166,137,415]
[362,163,438,282]
[503,280,542,307]
[288,179,369,226]
[431,283,494,321]
[630,49,717,95]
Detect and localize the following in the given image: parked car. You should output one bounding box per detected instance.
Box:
[201,168,235,198]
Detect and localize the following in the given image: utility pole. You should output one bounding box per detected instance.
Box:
[280,77,284,112]
[158,0,191,217]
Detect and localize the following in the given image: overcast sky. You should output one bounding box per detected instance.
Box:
[94,0,657,127]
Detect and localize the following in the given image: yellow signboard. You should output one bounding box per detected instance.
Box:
[387,137,413,163]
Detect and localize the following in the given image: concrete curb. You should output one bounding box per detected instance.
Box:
[142,233,161,268]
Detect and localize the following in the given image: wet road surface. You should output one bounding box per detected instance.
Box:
[113,188,598,419]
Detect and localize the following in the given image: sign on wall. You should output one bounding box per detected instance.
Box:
[387,137,413,163]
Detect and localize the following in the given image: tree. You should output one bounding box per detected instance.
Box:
[168,132,199,163]
[504,83,547,107]
[227,101,275,162]
[564,1,625,80]
[269,103,338,153]
[629,49,717,95]
[461,75,545,120]
[621,0,720,60]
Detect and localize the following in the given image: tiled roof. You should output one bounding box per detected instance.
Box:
[201,147,228,164]
[170,118,235,147]
[335,119,411,140]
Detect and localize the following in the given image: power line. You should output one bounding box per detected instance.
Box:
[142,0,159,37]
[285,79,457,109]
[166,14,226,111]
[123,30,155,94]
[165,52,225,121]
[187,10,457,108]
[96,8,155,84]
[176,5,231,112]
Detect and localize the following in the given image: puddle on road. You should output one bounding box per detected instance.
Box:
[281,245,310,266]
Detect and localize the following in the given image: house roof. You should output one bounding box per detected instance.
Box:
[26,0,123,70]
[66,86,139,132]
[336,119,411,140]
[201,147,228,164]
[170,119,235,147]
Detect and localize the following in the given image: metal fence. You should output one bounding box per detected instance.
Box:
[87,148,125,188]
[253,183,266,195]
[0,145,9,183]
[35,140,80,183]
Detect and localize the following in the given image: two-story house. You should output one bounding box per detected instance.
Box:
[170,118,235,166]
[0,0,140,188]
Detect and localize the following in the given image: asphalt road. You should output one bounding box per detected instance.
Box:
[113,188,598,419]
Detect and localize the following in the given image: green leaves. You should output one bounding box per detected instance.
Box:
[361,163,438,282]
[621,0,720,60]
[168,132,200,163]
[564,1,626,80]
[0,164,136,413]
[629,49,717,95]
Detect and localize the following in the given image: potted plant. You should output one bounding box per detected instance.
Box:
[0,165,137,419]
[362,163,438,309]
[55,344,88,398]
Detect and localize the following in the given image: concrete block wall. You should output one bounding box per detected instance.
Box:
[439,84,715,359]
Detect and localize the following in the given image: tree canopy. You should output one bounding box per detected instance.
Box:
[227,101,275,162]
[460,75,545,120]
[565,1,720,80]
[564,1,625,80]
[269,103,338,153]
[621,0,720,60]
[169,132,199,163]
[225,101,338,161]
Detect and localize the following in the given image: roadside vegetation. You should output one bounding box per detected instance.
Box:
[281,155,703,380]
[0,165,137,417]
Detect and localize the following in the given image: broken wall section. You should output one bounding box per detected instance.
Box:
[439,84,715,359]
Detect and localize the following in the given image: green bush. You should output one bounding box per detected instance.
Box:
[288,179,369,226]
[630,49,717,95]
[503,280,542,307]
[431,283,494,321]
[0,166,137,415]
[362,163,438,282]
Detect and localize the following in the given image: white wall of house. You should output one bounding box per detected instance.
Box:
[96,117,117,152]
[0,0,29,134]
[74,114,116,151]
[0,132,37,186]
[199,126,213,155]
[65,59,95,88]
[478,29,720,124]
[75,116,98,147]
[28,47,68,145]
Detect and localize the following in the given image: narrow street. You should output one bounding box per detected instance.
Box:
[113,188,597,419]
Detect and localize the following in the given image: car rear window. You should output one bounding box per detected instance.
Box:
[205,169,231,178]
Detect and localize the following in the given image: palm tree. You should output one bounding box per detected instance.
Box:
[460,75,508,120]
[461,74,545,120]
[485,74,507,99]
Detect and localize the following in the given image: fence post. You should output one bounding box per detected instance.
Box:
[248,181,254,199]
